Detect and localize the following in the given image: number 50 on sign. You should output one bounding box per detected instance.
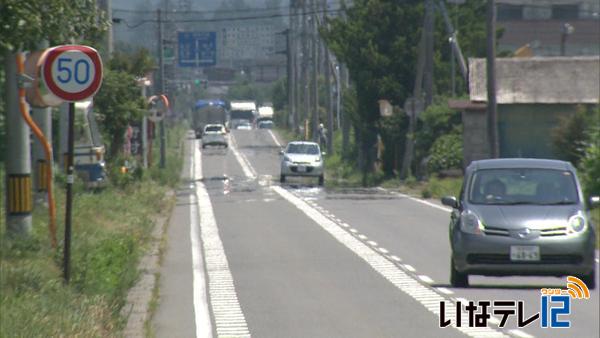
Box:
[41,45,103,103]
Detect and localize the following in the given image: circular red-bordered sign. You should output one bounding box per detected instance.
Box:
[42,45,103,102]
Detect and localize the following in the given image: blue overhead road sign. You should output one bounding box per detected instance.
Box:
[178,32,217,67]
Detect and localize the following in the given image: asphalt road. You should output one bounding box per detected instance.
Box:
[153,129,599,338]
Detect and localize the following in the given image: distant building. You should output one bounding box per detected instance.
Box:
[216,22,286,82]
[496,0,600,56]
[450,56,600,167]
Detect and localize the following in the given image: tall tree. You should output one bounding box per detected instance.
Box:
[321,0,490,181]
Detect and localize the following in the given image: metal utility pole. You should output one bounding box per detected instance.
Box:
[4,52,32,235]
[486,0,499,158]
[157,9,166,168]
[424,0,435,106]
[311,0,319,142]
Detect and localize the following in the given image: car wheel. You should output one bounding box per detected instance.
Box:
[450,258,469,288]
[580,267,596,290]
[318,175,324,186]
[280,175,286,183]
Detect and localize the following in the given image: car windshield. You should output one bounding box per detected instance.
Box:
[287,143,319,155]
[469,168,579,205]
[205,126,222,132]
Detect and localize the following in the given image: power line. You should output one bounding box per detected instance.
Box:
[114,7,344,29]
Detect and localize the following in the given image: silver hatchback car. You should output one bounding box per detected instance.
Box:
[442,158,597,288]
[280,141,325,186]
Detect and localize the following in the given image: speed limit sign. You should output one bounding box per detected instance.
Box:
[41,45,103,102]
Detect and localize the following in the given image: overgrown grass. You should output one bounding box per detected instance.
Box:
[0,123,186,336]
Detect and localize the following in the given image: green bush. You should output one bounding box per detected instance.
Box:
[427,133,463,173]
[552,106,595,167]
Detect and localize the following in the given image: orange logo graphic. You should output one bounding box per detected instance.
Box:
[566,276,590,299]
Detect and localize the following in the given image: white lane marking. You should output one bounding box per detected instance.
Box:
[418,275,434,284]
[436,287,454,295]
[349,228,358,233]
[377,187,452,213]
[404,264,416,272]
[189,149,213,338]
[340,223,350,228]
[509,329,534,338]
[195,144,251,338]
[268,129,283,147]
[390,255,402,262]
[271,186,507,338]
[367,240,378,246]
[229,134,257,178]
[379,247,389,254]
[358,234,367,240]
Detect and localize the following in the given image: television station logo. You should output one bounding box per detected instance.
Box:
[439,276,591,329]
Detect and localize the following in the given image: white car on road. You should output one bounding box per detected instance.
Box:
[201,124,228,149]
[280,141,325,186]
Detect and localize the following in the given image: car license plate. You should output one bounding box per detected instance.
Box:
[510,246,540,261]
[297,166,306,173]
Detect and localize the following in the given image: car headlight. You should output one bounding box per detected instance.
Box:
[567,213,587,233]
[314,157,321,163]
[460,210,483,235]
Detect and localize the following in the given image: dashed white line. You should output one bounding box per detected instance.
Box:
[436,287,454,295]
[358,234,367,240]
[267,129,282,147]
[390,255,402,262]
[195,143,250,338]
[418,275,434,284]
[379,248,389,254]
[367,240,378,246]
[404,264,416,272]
[229,135,257,178]
[349,228,358,233]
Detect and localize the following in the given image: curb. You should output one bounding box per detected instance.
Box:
[121,195,172,337]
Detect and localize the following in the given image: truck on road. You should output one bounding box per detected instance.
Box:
[192,99,228,138]
[229,101,257,129]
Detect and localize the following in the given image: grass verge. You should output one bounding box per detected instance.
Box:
[0,123,186,336]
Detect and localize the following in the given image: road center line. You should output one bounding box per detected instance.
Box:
[195,141,251,338]
[271,185,507,338]
[268,129,282,147]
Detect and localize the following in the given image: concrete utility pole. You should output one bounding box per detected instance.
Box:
[399,7,428,180]
[288,3,296,130]
[424,0,435,106]
[290,1,299,132]
[322,0,333,154]
[4,52,33,235]
[157,8,166,168]
[302,1,310,139]
[311,0,319,142]
[31,41,52,203]
[486,0,499,158]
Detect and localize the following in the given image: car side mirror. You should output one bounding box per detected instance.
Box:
[589,196,600,207]
[279,149,284,155]
[441,196,459,209]
[321,151,327,156]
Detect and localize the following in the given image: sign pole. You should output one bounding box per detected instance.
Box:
[64,102,75,283]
